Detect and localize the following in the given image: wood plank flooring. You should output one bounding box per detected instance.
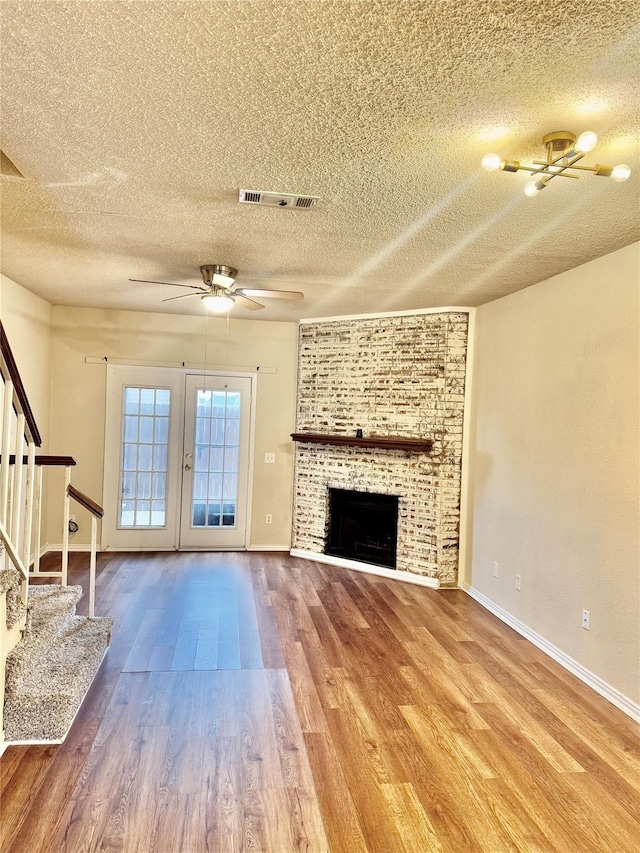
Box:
[1,551,638,852]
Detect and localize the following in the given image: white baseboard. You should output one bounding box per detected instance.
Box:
[290,549,440,589]
[461,582,640,724]
[45,543,102,553]
[247,544,291,552]
[50,543,292,553]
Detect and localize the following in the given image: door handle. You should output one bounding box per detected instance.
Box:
[184,463,192,470]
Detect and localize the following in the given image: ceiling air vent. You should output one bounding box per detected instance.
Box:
[239,189,319,209]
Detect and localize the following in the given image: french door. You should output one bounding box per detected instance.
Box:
[103,367,252,550]
[179,374,251,548]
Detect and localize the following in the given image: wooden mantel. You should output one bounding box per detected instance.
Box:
[290,432,433,453]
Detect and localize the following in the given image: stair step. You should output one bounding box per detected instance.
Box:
[3,614,113,742]
[0,565,27,630]
[26,584,83,638]
[4,584,84,687]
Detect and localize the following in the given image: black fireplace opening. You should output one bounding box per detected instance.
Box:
[326,488,399,569]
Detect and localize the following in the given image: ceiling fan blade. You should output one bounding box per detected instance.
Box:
[161,292,199,302]
[235,288,304,300]
[232,293,265,311]
[130,278,205,291]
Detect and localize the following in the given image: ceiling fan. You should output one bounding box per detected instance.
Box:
[130,264,304,312]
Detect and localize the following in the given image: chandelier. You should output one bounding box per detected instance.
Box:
[482,131,631,197]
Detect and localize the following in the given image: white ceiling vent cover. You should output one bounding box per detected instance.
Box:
[239,189,320,209]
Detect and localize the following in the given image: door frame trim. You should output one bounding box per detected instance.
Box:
[102,365,257,550]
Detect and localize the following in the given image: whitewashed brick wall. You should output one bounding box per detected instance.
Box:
[292,311,469,586]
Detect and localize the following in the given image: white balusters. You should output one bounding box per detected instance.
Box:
[89,515,97,618]
[61,466,71,587]
[0,378,13,526]
[32,465,44,575]
[11,414,25,550]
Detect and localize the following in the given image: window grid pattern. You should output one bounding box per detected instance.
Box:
[192,389,240,528]
[119,387,170,528]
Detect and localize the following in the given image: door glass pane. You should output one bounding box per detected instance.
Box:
[191,389,241,528]
[155,390,170,415]
[154,417,169,443]
[124,416,138,441]
[124,387,139,414]
[118,386,170,528]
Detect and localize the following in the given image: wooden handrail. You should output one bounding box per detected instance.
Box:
[67,483,104,519]
[0,321,42,447]
[0,454,77,466]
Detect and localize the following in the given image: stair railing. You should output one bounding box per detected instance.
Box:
[67,484,104,617]
[0,321,103,616]
[27,455,76,576]
[0,323,41,605]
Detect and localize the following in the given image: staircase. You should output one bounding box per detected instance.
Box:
[1,320,112,747]
[3,567,113,742]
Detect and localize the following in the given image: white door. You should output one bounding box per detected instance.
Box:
[103,367,252,550]
[179,374,251,549]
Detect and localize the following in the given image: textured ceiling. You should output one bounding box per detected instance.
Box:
[1,0,639,322]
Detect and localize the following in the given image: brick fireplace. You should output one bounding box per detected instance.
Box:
[291,310,469,587]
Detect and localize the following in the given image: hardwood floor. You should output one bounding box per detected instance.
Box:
[1,551,638,852]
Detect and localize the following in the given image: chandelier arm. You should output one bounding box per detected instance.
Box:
[530,162,580,177]
[547,150,584,167]
[535,149,585,188]
[517,164,578,178]
[531,151,584,180]
[532,161,610,174]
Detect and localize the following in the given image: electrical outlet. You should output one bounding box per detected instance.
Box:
[515,574,521,591]
[582,609,590,630]
[492,561,499,578]
[264,453,275,464]
[265,513,272,524]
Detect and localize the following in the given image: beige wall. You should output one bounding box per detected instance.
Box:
[48,307,298,548]
[0,274,53,449]
[466,242,639,704]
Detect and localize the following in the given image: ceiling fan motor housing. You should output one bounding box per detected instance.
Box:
[200,264,237,288]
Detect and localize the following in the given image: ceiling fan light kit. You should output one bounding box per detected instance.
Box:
[483,130,631,197]
[201,293,235,313]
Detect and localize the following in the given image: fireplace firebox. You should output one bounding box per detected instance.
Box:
[325,488,398,569]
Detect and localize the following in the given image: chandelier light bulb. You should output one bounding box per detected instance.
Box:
[611,164,631,182]
[201,293,234,313]
[482,153,504,172]
[524,181,539,197]
[575,131,598,153]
